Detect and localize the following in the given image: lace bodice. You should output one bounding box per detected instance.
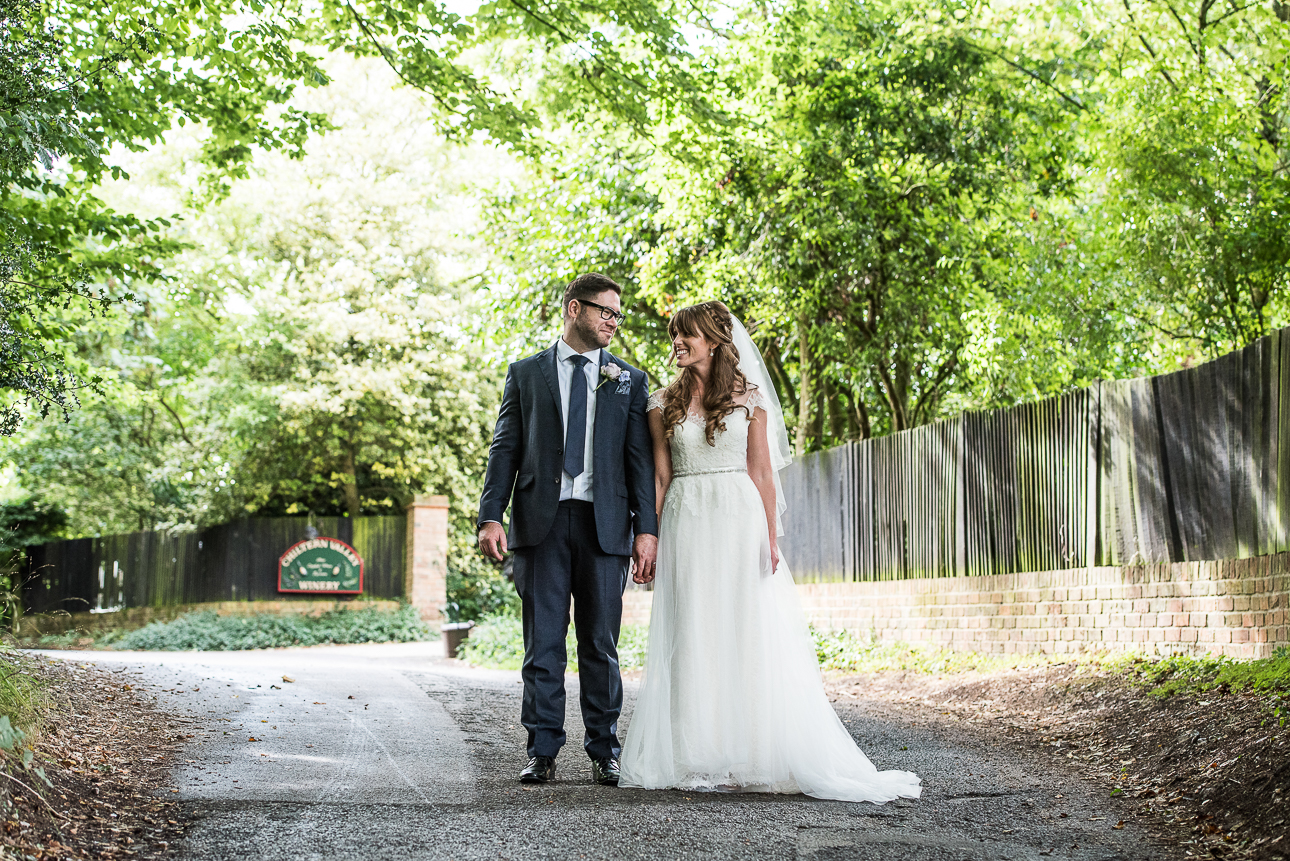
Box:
[647,387,770,476]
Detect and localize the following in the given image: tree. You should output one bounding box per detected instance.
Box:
[633,0,1088,447]
[3,58,505,535]
[1094,0,1290,357]
[1,0,339,435]
[481,137,673,383]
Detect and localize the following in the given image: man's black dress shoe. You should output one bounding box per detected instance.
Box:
[520,755,557,783]
[591,757,621,786]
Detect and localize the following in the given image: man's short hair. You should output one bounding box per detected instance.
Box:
[562,273,623,317]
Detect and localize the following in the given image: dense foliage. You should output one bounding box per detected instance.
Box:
[480,0,1290,449]
[0,0,1286,612]
[4,61,502,538]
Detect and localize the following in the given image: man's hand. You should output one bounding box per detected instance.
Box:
[478,521,508,561]
[631,533,658,584]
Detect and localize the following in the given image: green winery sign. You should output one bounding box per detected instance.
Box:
[278,538,364,594]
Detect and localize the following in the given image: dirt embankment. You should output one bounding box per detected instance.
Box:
[827,664,1289,861]
[2,653,189,859]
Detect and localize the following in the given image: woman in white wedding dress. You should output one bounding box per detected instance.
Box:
[618,301,921,803]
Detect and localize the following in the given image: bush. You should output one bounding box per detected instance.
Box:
[111,604,435,651]
[444,553,519,623]
[0,498,68,628]
[457,615,649,673]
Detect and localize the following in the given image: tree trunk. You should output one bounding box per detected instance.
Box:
[795,313,812,453]
[824,377,846,442]
[845,388,871,441]
[342,449,360,519]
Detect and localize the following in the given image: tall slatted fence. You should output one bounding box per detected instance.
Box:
[781,329,1290,581]
[22,516,406,615]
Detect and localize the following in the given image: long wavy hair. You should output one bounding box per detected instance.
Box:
[662,301,753,446]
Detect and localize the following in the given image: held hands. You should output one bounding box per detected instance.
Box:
[632,533,659,584]
[478,521,508,561]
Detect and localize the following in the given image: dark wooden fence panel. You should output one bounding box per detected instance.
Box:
[23,516,405,615]
[781,327,1290,582]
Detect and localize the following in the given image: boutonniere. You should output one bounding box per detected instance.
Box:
[596,362,631,393]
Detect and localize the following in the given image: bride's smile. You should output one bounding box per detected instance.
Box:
[672,332,714,371]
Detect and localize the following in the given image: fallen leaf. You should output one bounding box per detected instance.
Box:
[282,676,295,683]
[1113,821,1125,830]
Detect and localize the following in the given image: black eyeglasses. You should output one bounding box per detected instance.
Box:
[575,298,627,323]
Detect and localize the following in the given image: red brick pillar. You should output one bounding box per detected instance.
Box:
[405,495,449,623]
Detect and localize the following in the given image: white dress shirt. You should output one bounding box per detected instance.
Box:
[556,337,600,502]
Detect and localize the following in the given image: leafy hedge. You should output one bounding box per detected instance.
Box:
[110,604,435,651]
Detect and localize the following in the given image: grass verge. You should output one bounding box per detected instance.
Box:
[810,626,1061,675]
[0,648,48,737]
[1106,646,1290,700]
[456,615,649,672]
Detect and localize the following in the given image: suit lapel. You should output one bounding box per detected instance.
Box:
[594,351,625,459]
[537,345,562,421]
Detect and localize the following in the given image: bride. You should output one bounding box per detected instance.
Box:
[619,300,922,803]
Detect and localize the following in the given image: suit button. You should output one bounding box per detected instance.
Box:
[556,448,563,455]
[553,478,560,484]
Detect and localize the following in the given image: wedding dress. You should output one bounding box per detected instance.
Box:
[619,385,922,803]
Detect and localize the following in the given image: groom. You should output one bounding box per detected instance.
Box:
[477,272,658,786]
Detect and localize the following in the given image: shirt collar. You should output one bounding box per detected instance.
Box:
[556,338,601,366]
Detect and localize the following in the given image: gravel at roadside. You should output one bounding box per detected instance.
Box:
[825,663,1290,861]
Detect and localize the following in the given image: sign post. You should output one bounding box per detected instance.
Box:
[278,537,364,594]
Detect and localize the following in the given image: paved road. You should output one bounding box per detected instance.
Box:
[39,644,1176,861]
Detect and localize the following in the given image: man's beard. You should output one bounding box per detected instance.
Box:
[574,314,612,348]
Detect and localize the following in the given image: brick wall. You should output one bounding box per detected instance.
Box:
[622,589,653,628]
[405,495,450,624]
[615,554,1290,659]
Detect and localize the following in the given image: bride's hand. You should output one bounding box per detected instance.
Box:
[770,541,779,574]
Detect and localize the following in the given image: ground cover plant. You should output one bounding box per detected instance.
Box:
[810,626,1061,675]
[100,604,435,651]
[1112,647,1290,701]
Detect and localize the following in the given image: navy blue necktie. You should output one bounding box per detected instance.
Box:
[564,355,591,478]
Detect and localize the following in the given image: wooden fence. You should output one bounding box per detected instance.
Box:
[781,328,1290,581]
[22,516,406,615]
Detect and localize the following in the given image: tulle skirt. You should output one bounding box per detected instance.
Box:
[619,472,922,803]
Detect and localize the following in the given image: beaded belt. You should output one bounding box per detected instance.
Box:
[672,466,747,478]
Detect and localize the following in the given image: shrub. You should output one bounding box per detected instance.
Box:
[444,553,519,623]
[112,604,435,651]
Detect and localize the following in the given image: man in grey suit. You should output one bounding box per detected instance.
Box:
[478,272,658,786]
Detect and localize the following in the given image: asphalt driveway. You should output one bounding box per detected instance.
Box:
[38,643,1175,861]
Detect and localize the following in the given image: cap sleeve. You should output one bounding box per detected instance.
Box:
[745,386,770,412]
[646,389,665,413]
